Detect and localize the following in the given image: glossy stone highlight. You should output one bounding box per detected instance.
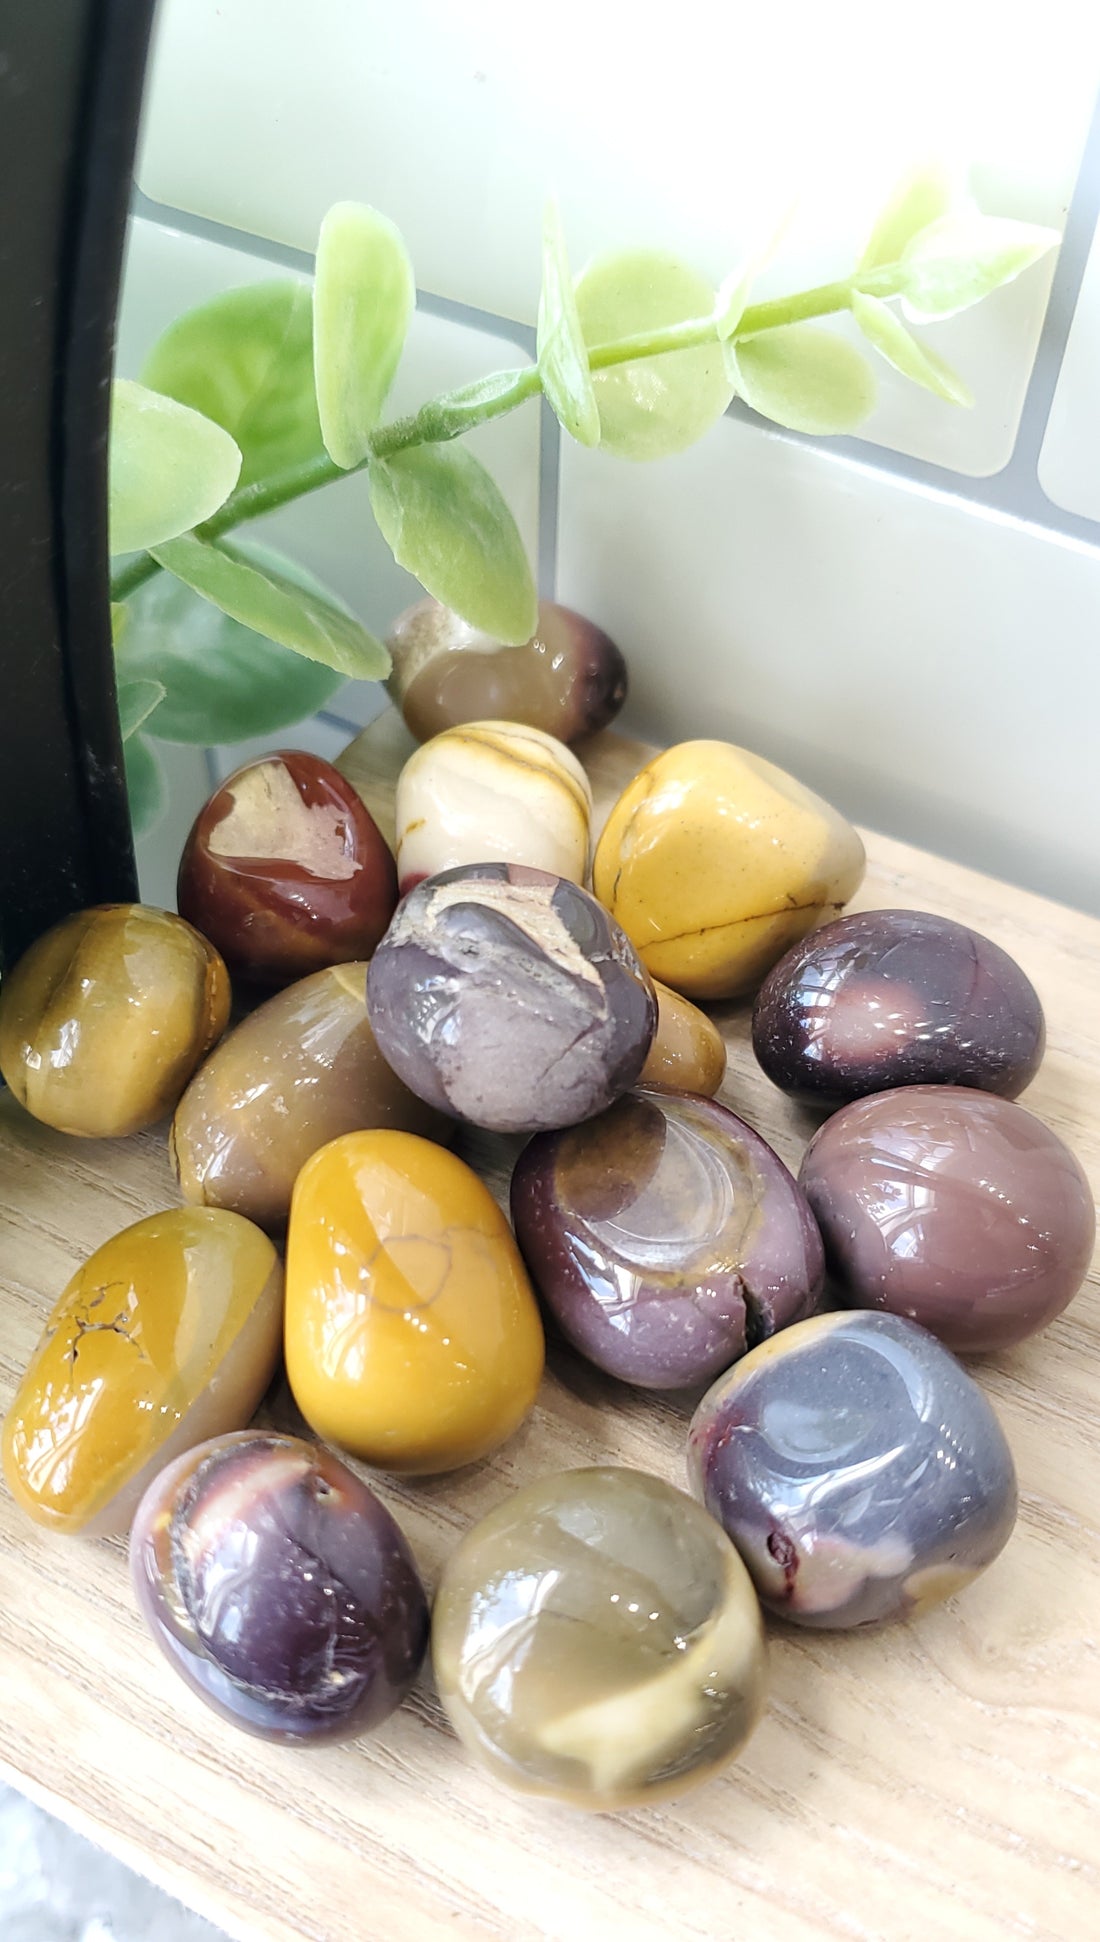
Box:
[640,980,727,1096]
[2,1210,283,1537]
[752,908,1045,1108]
[688,1311,1017,1628]
[170,963,448,1232]
[177,749,398,985]
[386,596,627,744]
[432,1467,767,1809]
[130,1432,428,1743]
[512,1090,824,1389]
[285,1130,545,1474]
[592,740,866,1000]
[799,1087,1096,1353]
[395,719,592,893]
[367,863,657,1134]
[0,904,230,1138]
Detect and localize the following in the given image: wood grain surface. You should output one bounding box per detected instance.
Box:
[0,713,1097,1942]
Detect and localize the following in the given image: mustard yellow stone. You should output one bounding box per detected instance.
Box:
[593,741,866,999]
[2,1209,283,1537]
[640,980,728,1096]
[285,1130,545,1475]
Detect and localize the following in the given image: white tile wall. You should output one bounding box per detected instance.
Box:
[1039,214,1100,520]
[136,0,1100,476]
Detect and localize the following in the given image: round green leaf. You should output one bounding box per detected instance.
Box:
[109,379,242,556]
[574,249,732,461]
[851,292,972,406]
[150,533,389,682]
[368,442,537,645]
[141,281,324,490]
[125,734,166,837]
[314,202,416,469]
[897,214,1060,322]
[115,541,346,743]
[859,165,956,273]
[117,677,167,742]
[537,200,600,447]
[728,324,877,435]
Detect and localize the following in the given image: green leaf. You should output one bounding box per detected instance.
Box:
[141,281,324,490]
[117,678,166,742]
[537,200,600,447]
[896,214,1060,322]
[115,540,345,743]
[727,324,877,434]
[715,208,795,340]
[368,442,537,644]
[109,379,241,556]
[859,164,956,272]
[111,601,130,649]
[314,202,416,469]
[574,249,732,461]
[125,735,166,837]
[149,534,389,681]
[851,292,973,406]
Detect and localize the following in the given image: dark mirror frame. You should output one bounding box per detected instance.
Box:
[0,0,155,972]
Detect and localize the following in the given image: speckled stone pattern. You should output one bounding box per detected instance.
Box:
[752,908,1046,1108]
[393,719,593,893]
[511,1089,825,1389]
[432,1466,767,1810]
[385,596,627,744]
[799,1086,1096,1352]
[688,1311,1018,1629]
[130,1432,429,1744]
[366,862,657,1133]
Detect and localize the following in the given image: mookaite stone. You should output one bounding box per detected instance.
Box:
[640,979,727,1095]
[432,1466,767,1810]
[285,1130,544,1474]
[688,1311,1018,1628]
[2,1210,283,1536]
[394,719,593,893]
[592,740,865,999]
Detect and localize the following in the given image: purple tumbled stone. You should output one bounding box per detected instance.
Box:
[130,1432,428,1744]
[752,908,1045,1109]
[511,1089,825,1388]
[367,863,657,1134]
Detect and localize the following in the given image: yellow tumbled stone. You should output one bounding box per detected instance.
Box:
[285,1130,545,1475]
[1,1209,283,1537]
[593,741,865,999]
[640,981,728,1096]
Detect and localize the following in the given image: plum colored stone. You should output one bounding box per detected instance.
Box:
[432,1466,767,1809]
[130,1431,428,1744]
[799,1086,1096,1353]
[177,749,397,986]
[511,1089,824,1388]
[386,596,627,744]
[688,1311,1017,1629]
[367,863,657,1134]
[752,908,1045,1108]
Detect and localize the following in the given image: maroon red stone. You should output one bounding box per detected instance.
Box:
[178,750,397,986]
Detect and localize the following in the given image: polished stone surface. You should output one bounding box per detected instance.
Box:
[800,1087,1096,1353]
[0,904,229,1138]
[752,908,1045,1108]
[131,1432,428,1743]
[592,740,866,999]
[367,863,657,1134]
[639,979,727,1096]
[2,1210,282,1537]
[688,1311,1018,1628]
[511,1090,824,1389]
[432,1466,767,1809]
[386,596,627,744]
[285,1129,544,1474]
[171,963,448,1232]
[394,719,592,893]
[177,749,397,985]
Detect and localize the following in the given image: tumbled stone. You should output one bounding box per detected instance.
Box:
[640,980,727,1096]
[394,719,592,894]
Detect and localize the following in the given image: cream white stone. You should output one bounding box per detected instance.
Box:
[394,721,592,891]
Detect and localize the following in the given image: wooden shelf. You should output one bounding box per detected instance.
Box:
[1,715,1097,1942]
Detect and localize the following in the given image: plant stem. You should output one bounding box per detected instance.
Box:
[110,268,874,605]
